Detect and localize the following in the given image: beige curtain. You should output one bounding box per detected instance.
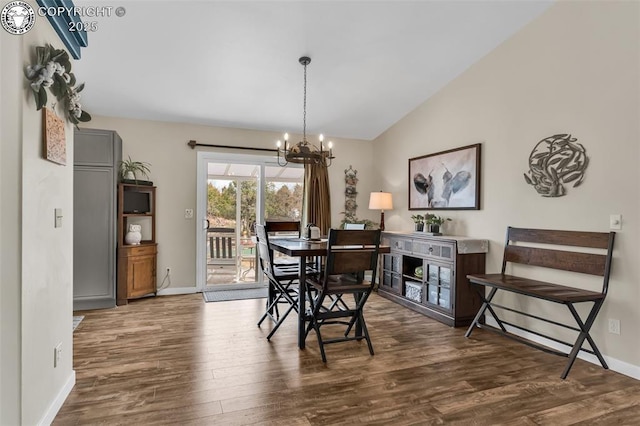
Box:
[303,163,331,235]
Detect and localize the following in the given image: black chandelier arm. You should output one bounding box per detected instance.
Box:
[276,149,289,167]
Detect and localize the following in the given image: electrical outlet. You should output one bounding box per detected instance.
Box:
[608,318,621,335]
[54,343,62,367]
[184,209,194,219]
[166,267,171,275]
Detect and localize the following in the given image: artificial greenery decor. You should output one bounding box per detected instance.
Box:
[119,156,151,182]
[24,44,91,125]
[411,214,424,224]
[425,214,451,226]
[425,213,451,234]
[411,214,425,231]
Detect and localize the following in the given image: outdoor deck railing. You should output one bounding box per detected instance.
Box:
[207,227,237,264]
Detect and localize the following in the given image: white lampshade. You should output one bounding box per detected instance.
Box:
[369,192,393,211]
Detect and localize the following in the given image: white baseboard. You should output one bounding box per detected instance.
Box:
[484,318,640,380]
[38,370,75,426]
[156,286,199,296]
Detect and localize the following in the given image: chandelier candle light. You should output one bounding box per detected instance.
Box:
[277,56,334,167]
[369,191,393,231]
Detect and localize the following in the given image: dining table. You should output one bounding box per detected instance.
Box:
[268,237,390,349]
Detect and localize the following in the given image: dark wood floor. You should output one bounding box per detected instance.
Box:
[55,293,640,425]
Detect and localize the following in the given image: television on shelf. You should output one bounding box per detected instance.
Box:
[123,191,151,214]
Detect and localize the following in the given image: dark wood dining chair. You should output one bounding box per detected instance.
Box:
[265,220,301,266]
[265,220,301,236]
[255,224,303,340]
[305,229,382,362]
[343,223,366,230]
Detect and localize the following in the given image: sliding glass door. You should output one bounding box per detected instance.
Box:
[196,152,303,291]
[206,173,258,285]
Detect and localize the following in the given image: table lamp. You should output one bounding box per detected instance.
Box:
[369,191,393,231]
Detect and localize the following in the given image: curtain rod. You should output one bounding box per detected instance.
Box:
[187,140,277,153]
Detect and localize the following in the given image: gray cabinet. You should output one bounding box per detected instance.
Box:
[73,129,122,310]
[379,232,488,327]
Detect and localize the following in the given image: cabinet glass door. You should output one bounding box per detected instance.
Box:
[382,254,402,294]
[425,262,452,311]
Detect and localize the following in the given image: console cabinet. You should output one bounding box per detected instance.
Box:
[117,244,157,304]
[117,184,157,305]
[379,232,488,327]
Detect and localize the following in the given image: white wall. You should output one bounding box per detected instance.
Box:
[1,1,76,423]
[87,115,376,290]
[373,0,640,374]
[1,22,23,426]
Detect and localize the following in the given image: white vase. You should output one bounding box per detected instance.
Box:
[125,224,142,245]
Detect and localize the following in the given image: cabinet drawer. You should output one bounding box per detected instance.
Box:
[389,238,413,254]
[412,241,455,261]
[121,244,157,257]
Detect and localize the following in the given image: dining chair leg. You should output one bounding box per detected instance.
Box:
[258,279,298,328]
[358,312,374,356]
[266,301,297,341]
[257,294,280,326]
[326,294,349,311]
[314,320,327,363]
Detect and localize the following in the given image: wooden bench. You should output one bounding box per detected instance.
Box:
[465,227,615,379]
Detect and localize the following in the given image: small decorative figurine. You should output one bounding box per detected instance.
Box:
[124,224,142,245]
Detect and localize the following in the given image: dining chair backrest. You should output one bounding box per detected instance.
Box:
[343,223,366,230]
[323,229,381,285]
[265,220,301,237]
[255,224,276,280]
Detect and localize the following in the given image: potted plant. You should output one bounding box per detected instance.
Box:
[119,156,151,183]
[425,213,451,234]
[411,214,425,232]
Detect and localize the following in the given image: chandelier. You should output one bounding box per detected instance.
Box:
[277,56,334,167]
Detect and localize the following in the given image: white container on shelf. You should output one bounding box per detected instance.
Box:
[405,281,422,303]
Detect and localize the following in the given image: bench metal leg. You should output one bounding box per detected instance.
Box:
[465,287,499,337]
[562,300,608,379]
[485,302,508,333]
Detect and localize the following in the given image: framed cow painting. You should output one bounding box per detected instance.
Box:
[408,143,481,210]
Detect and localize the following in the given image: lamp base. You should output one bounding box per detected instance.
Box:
[379,211,385,231]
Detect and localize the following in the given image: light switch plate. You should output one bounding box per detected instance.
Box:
[609,214,621,230]
[54,208,63,228]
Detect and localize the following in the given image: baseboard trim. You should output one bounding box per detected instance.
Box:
[156,286,198,296]
[484,318,640,380]
[38,370,75,426]
[73,297,115,311]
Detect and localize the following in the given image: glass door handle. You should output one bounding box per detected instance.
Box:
[204,219,210,230]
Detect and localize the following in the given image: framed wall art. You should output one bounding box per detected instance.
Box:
[43,107,66,165]
[408,143,481,210]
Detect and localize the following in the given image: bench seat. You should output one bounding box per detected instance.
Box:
[467,273,606,303]
[465,227,615,379]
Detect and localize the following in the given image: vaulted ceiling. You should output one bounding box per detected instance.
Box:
[74,0,553,141]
